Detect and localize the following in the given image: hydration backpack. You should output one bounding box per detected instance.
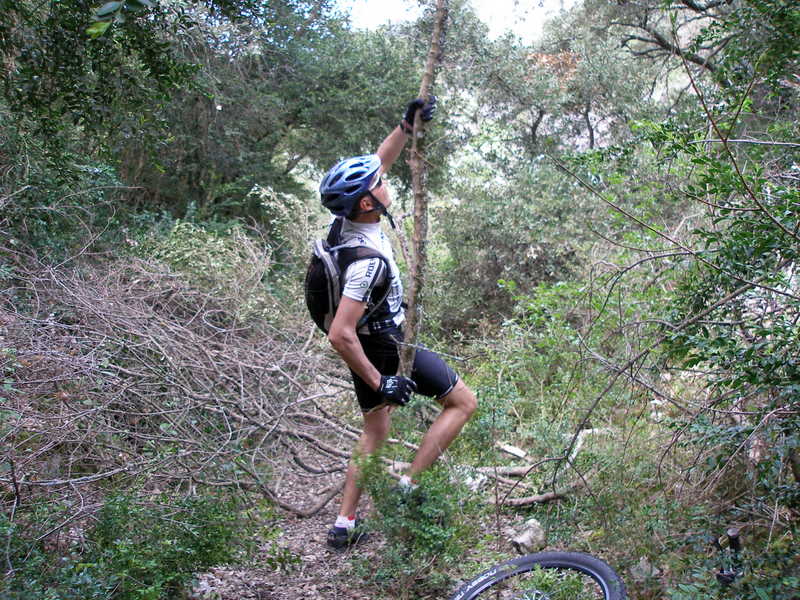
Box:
[304,218,391,333]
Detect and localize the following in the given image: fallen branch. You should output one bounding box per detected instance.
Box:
[264,481,346,518]
[490,472,592,507]
[493,490,565,507]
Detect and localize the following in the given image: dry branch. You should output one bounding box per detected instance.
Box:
[491,469,595,507]
[0,239,617,525]
[496,491,565,507]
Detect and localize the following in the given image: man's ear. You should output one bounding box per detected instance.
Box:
[358,195,373,212]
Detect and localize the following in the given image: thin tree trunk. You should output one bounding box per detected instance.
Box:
[399,0,449,377]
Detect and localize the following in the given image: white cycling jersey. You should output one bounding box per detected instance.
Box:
[337,218,404,334]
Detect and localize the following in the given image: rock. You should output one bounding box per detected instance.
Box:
[496,442,528,458]
[629,556,661,581]
[511,518,546,554]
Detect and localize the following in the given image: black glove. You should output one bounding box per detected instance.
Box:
[377,375,417,406]
[403,95,437,127]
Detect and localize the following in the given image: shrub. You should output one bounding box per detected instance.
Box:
[135,220,284,321]
[357,457,477,599]
[0,492,250,600]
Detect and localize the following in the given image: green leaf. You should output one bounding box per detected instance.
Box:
[86,20,112,38]
[755,587,771,600]
[95,1,122,17]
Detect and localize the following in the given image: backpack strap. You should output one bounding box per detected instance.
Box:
[326,216,344,246]
[327,217,396,330]
[337,247,392,330]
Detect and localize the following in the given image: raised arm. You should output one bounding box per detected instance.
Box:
[376,96,437,174]
[375,125,410,173]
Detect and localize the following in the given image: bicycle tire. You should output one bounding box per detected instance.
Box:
[449,551,627,600]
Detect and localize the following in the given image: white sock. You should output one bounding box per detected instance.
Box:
[334,514,356,529]
[399,474,418,490]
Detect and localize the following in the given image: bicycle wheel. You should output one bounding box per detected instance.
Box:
[448,552,627,600]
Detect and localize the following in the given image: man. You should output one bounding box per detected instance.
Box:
[318,97,477,549]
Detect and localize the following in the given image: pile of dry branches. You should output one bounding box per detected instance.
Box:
[0,251,371,532]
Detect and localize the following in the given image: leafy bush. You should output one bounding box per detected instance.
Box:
[357,457,476,599]
[432,162,588,332]
[134,220,286,320]
[666,527,800,600]
[0,109,127,262]
[0,493,249,600]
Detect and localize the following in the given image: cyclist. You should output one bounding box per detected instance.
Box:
[318,96,477,549]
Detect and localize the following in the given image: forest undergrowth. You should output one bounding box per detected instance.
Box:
[1,0,798,599]
[1,196,795,600]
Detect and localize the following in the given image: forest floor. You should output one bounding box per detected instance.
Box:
[190,500,382,600]
[187,383,528,600]
[187,417,387,600]
[188,465,522,600]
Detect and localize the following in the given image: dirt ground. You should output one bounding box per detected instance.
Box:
[187,393,525,600]
[188,481,521,600]
[190,503,384,600]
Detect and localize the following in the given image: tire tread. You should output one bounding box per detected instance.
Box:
[449,551,627,600]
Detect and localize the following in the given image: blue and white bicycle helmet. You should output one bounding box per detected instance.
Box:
[319,154,382,217]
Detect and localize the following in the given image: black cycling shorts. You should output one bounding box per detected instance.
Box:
[349,327,459,413]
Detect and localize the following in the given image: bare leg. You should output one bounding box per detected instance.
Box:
[408,380,477,476]
[338,406,392,518]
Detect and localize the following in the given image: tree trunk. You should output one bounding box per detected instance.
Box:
[399,0,449,377]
